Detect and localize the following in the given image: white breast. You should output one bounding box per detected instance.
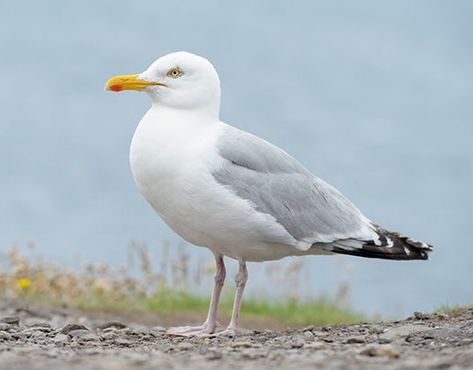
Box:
[129,107,297,261]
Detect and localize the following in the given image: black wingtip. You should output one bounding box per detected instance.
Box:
[330,228,433,261]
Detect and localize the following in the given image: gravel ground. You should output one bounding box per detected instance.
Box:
[0,301,472,370]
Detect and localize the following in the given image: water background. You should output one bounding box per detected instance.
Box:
[1,0,472,318]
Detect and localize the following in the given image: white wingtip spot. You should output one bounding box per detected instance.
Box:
[295,240,313,251]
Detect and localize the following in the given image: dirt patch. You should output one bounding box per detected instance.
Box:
[0,301,472,370]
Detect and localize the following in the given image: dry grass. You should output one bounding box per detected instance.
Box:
[0,241,365,327]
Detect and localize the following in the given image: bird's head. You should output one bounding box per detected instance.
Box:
[105,51,221,117]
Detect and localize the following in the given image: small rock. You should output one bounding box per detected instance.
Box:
[61,324,89,334]
[152,326,166,332]
[232,341,253,348]
[345,337,366,344]
[100,331,118,341]
[27,321,51,329]
[102,327,119,334]
[22,326,52,334]
[237,328,256,336]
[0,323,13,332]
[176,342,194,351]
[68,329,91,338]
[52,333,70,344]
[0,331,12,341]
[380,324,428,342]
[369,325,385,335]
[303,330,315,340]
[413,311,430,320]
[302,325,315,332]
[114,338,132,346]
[291,336,306,348]
[97,321,127,330]
[80,333,98,342]
[30,331,46,341]
[0,317,20,326]
[359,345,399,359]
[140,334,154,341]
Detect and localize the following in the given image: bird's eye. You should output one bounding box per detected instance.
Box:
[167,67,183,79]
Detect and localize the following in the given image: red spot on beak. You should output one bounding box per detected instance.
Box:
[110,84,123,92]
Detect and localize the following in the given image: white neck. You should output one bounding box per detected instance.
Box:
[152,102,219,122]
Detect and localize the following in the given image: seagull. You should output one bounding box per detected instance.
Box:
[105,51,432,337]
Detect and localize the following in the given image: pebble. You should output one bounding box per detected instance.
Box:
[114,338,133,346]
[78,333,99,342]
[30,331,46,340]
[0,303,471,369]
[22,326,52,334]
[413,311,430,320]
[0,316,20,326]
[345,336,366,344]
[303,330,315,340]
[176,342,194,351]
[0,331,12,341]
[27,321,52,329]
[379,324,429,342]
[291,336,306,348]
[152,326,167,332]
[359,345,400,359]
[52,334,70,344]
[68,329,92,338]
[100,331,118,341]
[61,324,89,334]
[231,341,253,348]
[0,323,13,332]
[378,337,392,344]
[97,321,127,330]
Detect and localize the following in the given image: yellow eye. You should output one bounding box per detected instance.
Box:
[167,68,183,78]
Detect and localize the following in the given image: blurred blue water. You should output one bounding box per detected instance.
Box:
[1,0,472,317]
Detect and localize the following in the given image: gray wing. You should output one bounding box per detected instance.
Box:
[213,124,376,246]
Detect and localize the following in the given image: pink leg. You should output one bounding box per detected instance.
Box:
[166,254,226,336]
[211,259,248,337]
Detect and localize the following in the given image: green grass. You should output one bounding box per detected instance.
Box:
[1,244,366,327]
[21,288,365,327]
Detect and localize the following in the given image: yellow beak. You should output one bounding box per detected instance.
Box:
[105,74,165,92]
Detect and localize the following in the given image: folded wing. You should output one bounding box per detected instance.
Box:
[213,124,378,248]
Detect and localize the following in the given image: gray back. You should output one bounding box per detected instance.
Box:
[213,125,370,243]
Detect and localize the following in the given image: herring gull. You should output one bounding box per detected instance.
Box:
[105,51,432,337]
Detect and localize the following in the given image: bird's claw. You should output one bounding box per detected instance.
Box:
[165,324,216,337]
[205,327,238,338]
